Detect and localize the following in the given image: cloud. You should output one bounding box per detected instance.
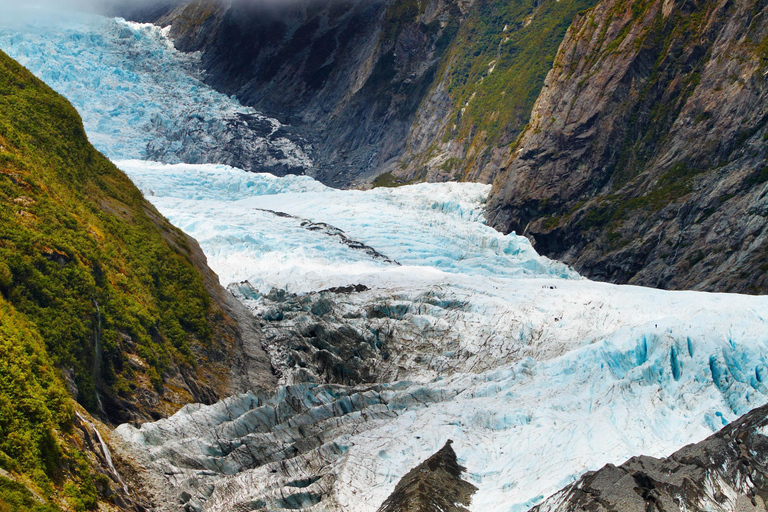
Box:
[0,0,334,19]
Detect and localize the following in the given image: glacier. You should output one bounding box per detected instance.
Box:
[2,8,768,512]
[0,8,313,174]
[115,160,768,512]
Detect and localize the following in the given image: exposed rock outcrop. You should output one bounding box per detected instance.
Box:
[487,0,768,293]
[121,0,469,187]
[376,440,477,512]
[532,400,768,512]
[388,0,600,185]
[113,0,596,189]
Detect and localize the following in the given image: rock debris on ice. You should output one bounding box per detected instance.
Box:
[116,160,768,512]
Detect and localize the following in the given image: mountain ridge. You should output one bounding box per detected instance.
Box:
[0,47,274,510]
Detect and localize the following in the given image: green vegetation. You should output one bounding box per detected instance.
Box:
[0,296,106,511]
[0,476,61,512]
[439,158,462,173]
[372,172,416,188]
[433,0,599,155]
[0,49,213,412]
[382,0,425,45]
[747,166,768,186]
[758,33,768,65]
[0,50,222,507]
[572,162,708,236]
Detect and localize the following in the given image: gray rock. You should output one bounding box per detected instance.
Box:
[487,0,768,294]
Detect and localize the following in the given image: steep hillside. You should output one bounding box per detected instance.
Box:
[132,0,469,187]
[115,0,599,189]
[487,0,768,293]
[532,400,768,512]
[0,48,274,426]
[387,0,599,185]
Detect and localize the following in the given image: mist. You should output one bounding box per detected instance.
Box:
[0,0,323,16]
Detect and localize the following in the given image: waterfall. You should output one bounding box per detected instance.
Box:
[76,412,129,494]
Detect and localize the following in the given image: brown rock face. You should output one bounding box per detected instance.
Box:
[124,0,470,188]
[487,0,768,293]
[376,440,478,512]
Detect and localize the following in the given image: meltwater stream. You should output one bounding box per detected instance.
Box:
[3,9,768,512]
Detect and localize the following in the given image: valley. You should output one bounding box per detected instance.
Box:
[0,2,766,512]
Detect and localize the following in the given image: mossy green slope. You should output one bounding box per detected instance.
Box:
[393,0,599,183]
[0,48,220,417]
[0,47,255,506]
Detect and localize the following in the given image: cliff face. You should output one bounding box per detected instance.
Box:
[487,0,768,293]
[387,0,599,185]
[532,401,768,512]
[141,0,469,187]
[116,0,599,189]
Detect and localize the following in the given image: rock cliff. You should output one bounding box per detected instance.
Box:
[532,400,768,512]
[113,0,596,189]
[128,0,469,187]
[487,0,768,293]
[388,0,599,185]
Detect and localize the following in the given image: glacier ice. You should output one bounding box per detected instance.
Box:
[117,160,577,288]
[115,160,768,512]
[3,9,767,511]
[0,8,313,174]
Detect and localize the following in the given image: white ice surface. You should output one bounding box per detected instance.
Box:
[117,160,577,288]
[117,160,768,512]
[0,9,311,169]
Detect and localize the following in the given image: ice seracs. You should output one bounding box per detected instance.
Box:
[0,9,313,174]
[116,160,768,512]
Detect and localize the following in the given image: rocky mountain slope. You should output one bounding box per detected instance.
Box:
[487,0,768,293]
[531,399,768,512]
[0,49,273,510]
[387,0,599,185]
[113,0,598,188]
[376,441,477,512]
[119,0,467,187]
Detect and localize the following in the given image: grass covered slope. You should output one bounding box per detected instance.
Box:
[390,0,599,184]
[0,47,256,425]
[0,50,275,511]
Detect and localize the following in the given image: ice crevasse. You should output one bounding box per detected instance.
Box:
[0,9,312,173]
[116,161,768,512]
